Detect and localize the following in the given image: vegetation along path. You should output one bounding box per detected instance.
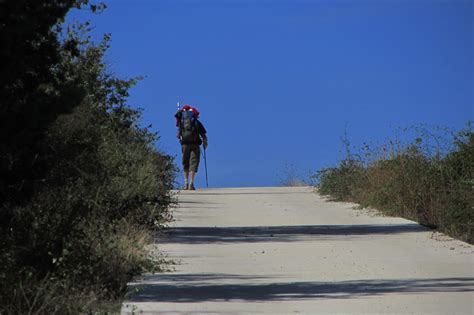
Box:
[122,187,473,314]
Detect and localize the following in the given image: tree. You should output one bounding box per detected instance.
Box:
[0,2,176,312]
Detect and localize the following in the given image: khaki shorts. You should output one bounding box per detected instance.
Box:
[182,144,200,173]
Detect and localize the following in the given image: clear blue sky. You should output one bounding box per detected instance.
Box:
[67,0,473,188]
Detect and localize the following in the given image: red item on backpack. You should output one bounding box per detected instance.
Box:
[182,105,200,117]
[175,104,200,126]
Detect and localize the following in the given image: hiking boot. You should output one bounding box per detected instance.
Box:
[189,183,196,191]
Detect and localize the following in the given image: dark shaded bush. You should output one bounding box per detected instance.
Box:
[315,124,473,244]
[0,2,176,313]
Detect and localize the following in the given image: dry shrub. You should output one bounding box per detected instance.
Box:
[316,124,473,243]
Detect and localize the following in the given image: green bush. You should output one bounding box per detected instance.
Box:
[315,158,366,201]
[0,2,176,313]
[0,273,97,315]
[316,124,473,243]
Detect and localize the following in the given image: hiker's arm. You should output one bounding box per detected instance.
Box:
[198,121,208,148]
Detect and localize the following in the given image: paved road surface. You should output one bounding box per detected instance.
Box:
[122,187,473,314]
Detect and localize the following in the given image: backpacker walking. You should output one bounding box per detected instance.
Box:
[175,104,208,190]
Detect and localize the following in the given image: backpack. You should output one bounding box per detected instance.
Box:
[180,110,199,144]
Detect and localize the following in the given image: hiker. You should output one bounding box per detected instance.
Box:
[175,104,208,190]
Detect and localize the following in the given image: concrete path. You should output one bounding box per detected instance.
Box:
[122,187,473,314]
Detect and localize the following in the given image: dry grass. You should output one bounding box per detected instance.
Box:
[315,124,473,243]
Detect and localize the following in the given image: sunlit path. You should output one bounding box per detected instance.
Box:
[122,187,473,314]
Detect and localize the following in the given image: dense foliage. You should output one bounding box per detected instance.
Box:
[0,1,176,313]
[315,125,473,244]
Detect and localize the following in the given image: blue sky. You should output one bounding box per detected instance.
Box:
[67,0,473,188]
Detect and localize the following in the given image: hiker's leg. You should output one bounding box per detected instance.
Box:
[184,171,189,187]
[188,145,201,189]
[182,145,191,189]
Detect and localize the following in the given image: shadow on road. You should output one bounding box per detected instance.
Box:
[159,224,428,244]
[126,277,474,302]
[138,273,272,283]
[183,191,309,196]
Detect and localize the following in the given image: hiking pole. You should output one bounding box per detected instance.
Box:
[203,145,209,187]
